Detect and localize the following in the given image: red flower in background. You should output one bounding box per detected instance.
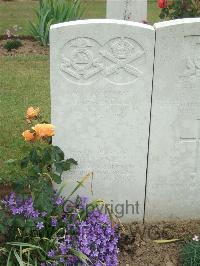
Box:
[158,0,167,8]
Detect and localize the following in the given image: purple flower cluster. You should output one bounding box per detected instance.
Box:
[77,210,119,265]
[1,194,119,265]
[46,209,119,265]
[2,193,39,218]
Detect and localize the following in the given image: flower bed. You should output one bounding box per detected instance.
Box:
[0,107,119,265]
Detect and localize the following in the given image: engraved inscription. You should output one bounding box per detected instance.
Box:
[60,37,145,85]
[180,119,200,178]
[123,0,132,20]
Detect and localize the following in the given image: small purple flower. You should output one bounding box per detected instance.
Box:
[55,197,64,206]
[48,249,55,258]
[1,193,119,265]
[51,217,58,227]
[41,211,47,217]
[36,222,44,230]
[79,196,88,209]
[59,257,65,263]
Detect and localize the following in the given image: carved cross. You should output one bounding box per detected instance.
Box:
[180,119,200,178]
[100,49,144,77]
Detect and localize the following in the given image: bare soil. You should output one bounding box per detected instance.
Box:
[119,220,200,265]
[0,37,49,56]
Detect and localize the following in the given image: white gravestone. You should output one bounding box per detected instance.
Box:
[50,20,155,221]
[107,0,147,22]
[146,18,200,221]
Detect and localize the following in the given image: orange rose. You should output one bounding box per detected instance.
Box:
[32,123,55,138]
[26,107,40,121]
[22,130,35,142]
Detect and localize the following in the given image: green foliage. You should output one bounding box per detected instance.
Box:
[3,107,77,212]
[0,239,90,265]
[159,0,200,20]
[181,240,200,265]
[3,39,22,51]
[0,183,96,264]
[9,144,77,212]
[0,103,117,265]
[28,0,84,46]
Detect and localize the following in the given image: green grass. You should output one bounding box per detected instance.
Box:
[148,0,161,24]
[0,0,160,35]
[0,0,107,35]
[0,55,50,182]
[0,0,37,35]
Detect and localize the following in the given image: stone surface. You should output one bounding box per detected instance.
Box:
[107,0,147,22]
[50,19,155,221]
[146,18,200,221]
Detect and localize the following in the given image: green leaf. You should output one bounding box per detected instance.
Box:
[13,249,24,266]
[14,217,25,227]
[42,148,51,163]
[4,159,17,165]
[153,239,180,244]
[29,149,39,163]
[66,158,78,165]
[6,248,13,266]
[54,161,63,174]
[52,146,64,161]
[71,248,91,265]
[62,161,71,171]
[64,173,91,202]
[25,219,35,228]
[13,179,26,193]
[0,224,6,234]
[32,165,42,174]
[27,0,84,45]
[6,218,14,227]
[34,186,54,212]
[20,157,29,169]
[52,173,62,184]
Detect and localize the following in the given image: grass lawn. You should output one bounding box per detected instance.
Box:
[0,0,161,181]
[0,0,160,35]
[0,55,50,181]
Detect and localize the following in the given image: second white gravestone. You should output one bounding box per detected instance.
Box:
[146,19,200,221]
[50,20,155,221]
[107,0,147,22]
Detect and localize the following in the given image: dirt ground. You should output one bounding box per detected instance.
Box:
[0,37,49,56]
[119,220,200,265]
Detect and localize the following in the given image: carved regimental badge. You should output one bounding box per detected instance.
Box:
[60,38,103,84]
[181,36,200,78]
[60,37,145,85]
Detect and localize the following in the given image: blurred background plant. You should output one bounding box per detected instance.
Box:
[158,0,200,19]
[28,0,84,46]
[3,39,22,51]
[5,25,22,38]
[181,235,200,265]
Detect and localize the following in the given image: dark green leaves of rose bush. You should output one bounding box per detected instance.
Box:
[13,145,77,212]
[19,145,77,182]
[159,0,200,20]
